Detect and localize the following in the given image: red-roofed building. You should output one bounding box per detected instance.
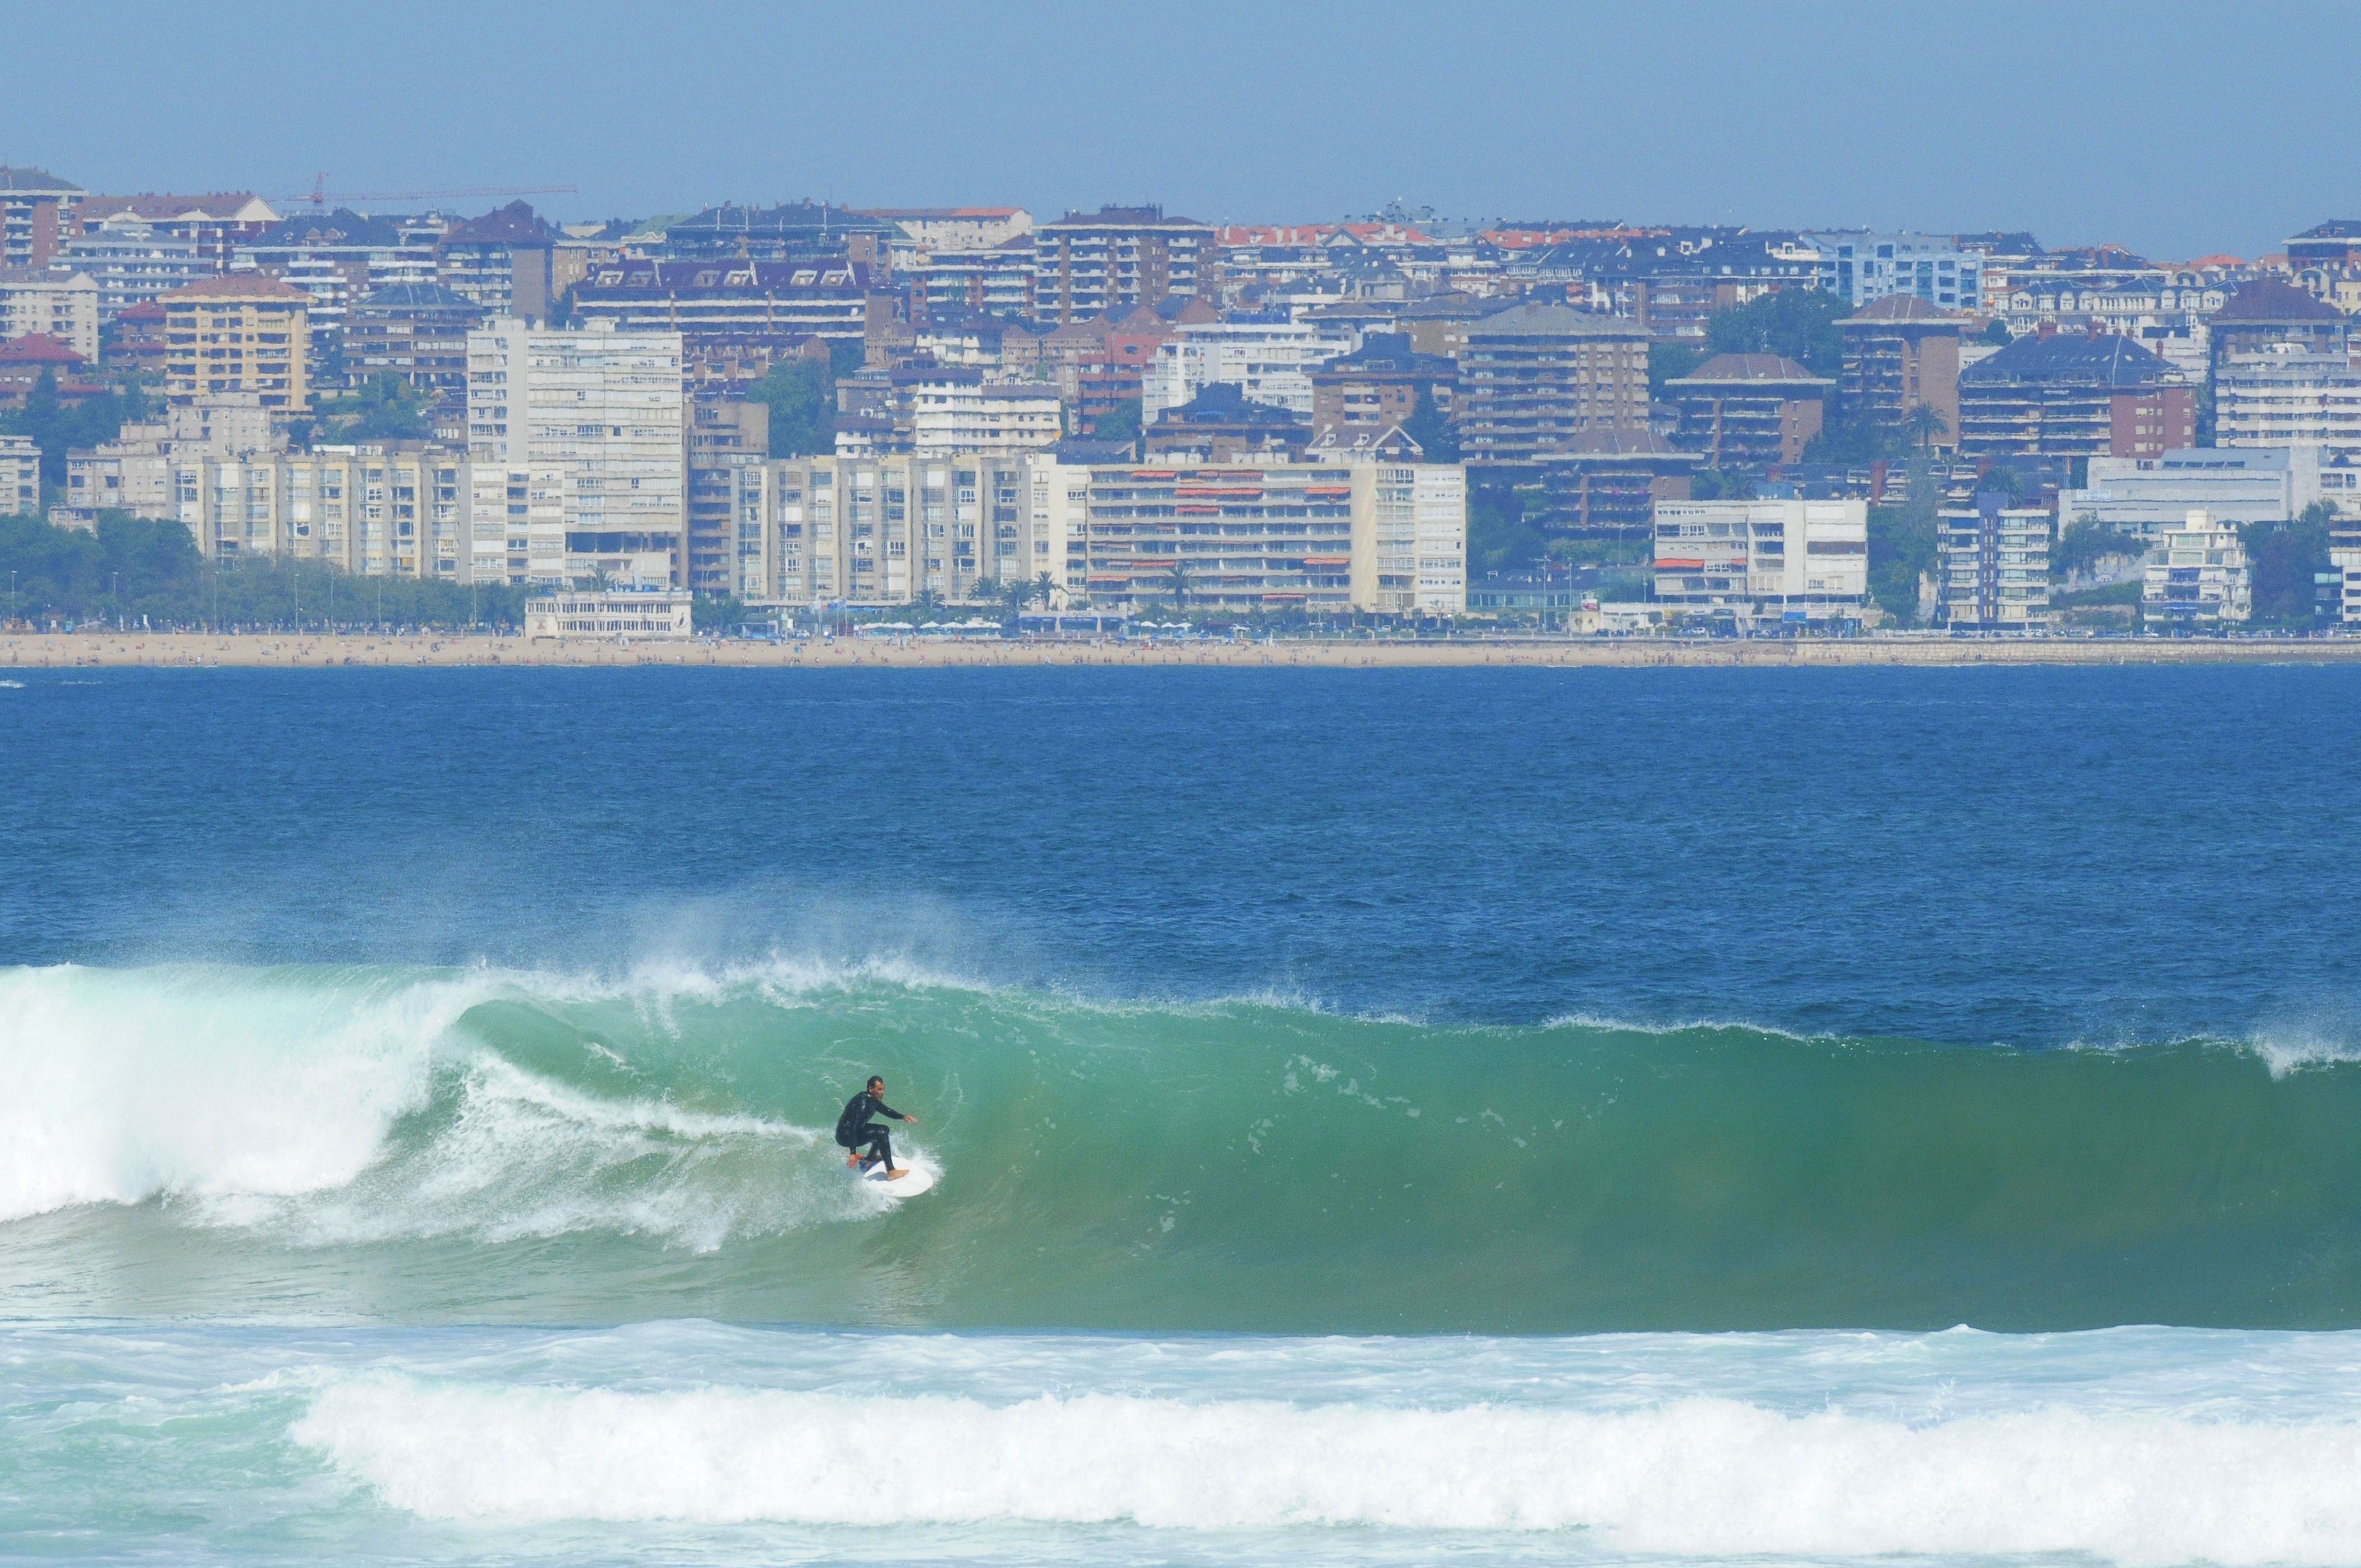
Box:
[0,333,105,409]
[106,300,169,376]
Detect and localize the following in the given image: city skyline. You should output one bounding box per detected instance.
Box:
[4,0,2353,261]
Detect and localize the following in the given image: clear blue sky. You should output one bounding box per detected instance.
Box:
[2,0,2346,260]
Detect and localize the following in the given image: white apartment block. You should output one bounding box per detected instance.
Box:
[1806,232,1982,312]
[1142,322,1357,418]
[1938,499,2051,631]
[466,319,686,586]
[728,454,1049,604]
[0,266,99,360]
[907,379,1063,457]
[1,433,38,515]
[2141,509,2251,628]
[724,455,1467,616]
[60,400,282,526]
[168,444,469,578]
[1653,499,1870,626]
[57,214,210,319]
[2213,349,2361,454]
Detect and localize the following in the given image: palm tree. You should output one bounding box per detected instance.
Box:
[1902,403,1950,451]
[1165,560,1192,615]
[911,587,944,621]
[1033,571,1058,611]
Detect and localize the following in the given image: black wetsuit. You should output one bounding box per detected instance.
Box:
[836,1090,908,1170]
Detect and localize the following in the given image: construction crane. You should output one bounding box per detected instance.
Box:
[277,175,579,211]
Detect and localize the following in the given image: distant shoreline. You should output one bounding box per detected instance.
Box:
[8,632,2361,670]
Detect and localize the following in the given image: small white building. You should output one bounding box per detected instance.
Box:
[1652,498,1869,627]
[907,378,1062,457]
[525,588,694,640]
[1142,321,1356,418]
[2141,509,2250,629]
[0,266,100,361]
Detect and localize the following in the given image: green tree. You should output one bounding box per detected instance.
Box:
[2239,502,2336,628]
[1033,570,1057,610]
[1649,341,1705,399]
[1901,404,1949,450]
[1467,485,1545,578]
[691,593,748,631]
[313,374,431,443]
[1704,287,1847,377]
[1401,385,1459,461]
[1163,560,1192,613]
[1865,454,1940,624]
[749,358,835,456]
[0,369,152,493]
[910,587,945,620]
[2053,515,2147,581]
[1092,397,1142,452]
[1978,318,2013,346]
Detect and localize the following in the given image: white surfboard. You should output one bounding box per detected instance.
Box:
[856,1157,937,1197]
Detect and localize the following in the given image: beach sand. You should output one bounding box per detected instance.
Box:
[8,631,2361,670]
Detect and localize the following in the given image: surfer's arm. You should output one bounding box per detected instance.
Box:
[879,1101,911,1121]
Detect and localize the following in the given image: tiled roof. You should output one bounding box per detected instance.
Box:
[0,166,81,194]
[1960,330,2170,386]
[0,333,86,365]
[1470,302,1646,337]
[1556,426,1690,457]
[443,199,560,248]
[1673,353,1829,385]
[2210,274,2343,323]
[80,193,274,223]
[1840,294,1966,325]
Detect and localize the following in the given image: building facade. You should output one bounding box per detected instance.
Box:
[1839,294,1967,445]
[2059,446,2331,538]
[1140,322,1357,419]
[0,168,83,270]
[1538,429,1699,536]
[1652,497,1869,626]
[2141,509,2251,628]
[1938,493,2051,630]
[1455,304,1651,467]
[1956,330,2190,459]
[0,267,99,361]
[437,201,561,320]
[568,258,878,342]
[2212,349,2361,454]
[1032,207,1215,324]
[1806,231,1982,311]
[344,282,485,395]
[55,213,211,320]
[1665,353,1830,467]
[165,443,469,577]
[158,272,311,412]
[525,588,694,639]
[725,454,1048,604]
[465,319,686,586]
[1309,332,1456,445]
[1,432,38,515]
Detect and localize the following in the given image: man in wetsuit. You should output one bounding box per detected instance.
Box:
[836,1075,917,1180]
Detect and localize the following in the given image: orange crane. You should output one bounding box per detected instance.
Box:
[278,175,579,211]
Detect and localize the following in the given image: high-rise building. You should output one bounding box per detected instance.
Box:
[157,273,312,412]
[1664,353,1831,467]
[344,283,485,395]
[1032,207,1215,325]
[1938,493,2051,631]
[1957,330,2191,459]
[438,201,562,320]
[234,208,439,364]
[1140,321,1356,419]
[160,443,468,577]
[1309,333,1457,446]
[0,168,84,270]
[465,318,686,586]
[74,193,280,270]
[55,212,211,320]
[1454,304,1650,467]
[0,432,38,515]
[1839,294,1968,447]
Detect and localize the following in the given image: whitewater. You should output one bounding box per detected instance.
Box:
[8,663,2361,1565]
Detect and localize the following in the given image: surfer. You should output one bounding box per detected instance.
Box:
[836,1075,918,1180]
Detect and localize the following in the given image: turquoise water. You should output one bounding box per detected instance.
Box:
[4,666,2361,1563]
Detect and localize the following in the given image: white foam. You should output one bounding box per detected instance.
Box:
[293,1376,2361,1562]
[0,964,476,1223]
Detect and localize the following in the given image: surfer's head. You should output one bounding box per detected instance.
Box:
[868,1075,885,1092]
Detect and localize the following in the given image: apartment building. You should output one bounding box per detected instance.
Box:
[726,454,1047,604]
[905,237,1036,319]
[2206,275,2347,377]
[345,283,485,395]
[1938,493,2051,631]
[1538,429,1700,536]
[660,202,892,267]
[438,201,561,320]
[2333,513,2361,625]
[1455,304,1650,467]
[167,443,468,577]
[1956,330,2190,459]
[0,168,84,269]
[1141,321,1356,419]
[234,208,438,361]
[685,396,770,595]
[1840,294,1967,444]
[1,433,38,515]
[1664,353,1831,467]
[568,258,879,342]
[1032,206,1215,325]
[2059,447,2334,538]
[0,267,100,361]
[466,319,686,586]
[55,212,211,319]
[907,377,1063,457]
[2141,509,2251,628]
[158,273,311,412]
[1652,498,1869,626]
[1309,333,1456,444]
[2213,348,2361,454]
[76,192,280,270]
[1805,231,1982,312]
[61,398,279,524]
[1052,459,1467,616]
[870,207,1035,254]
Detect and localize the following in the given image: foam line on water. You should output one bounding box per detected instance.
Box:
[290,1375,2361,1563]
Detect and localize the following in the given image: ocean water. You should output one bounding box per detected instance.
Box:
[4,663,2361,1564]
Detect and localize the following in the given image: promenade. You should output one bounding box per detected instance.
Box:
[8,632,2361,670]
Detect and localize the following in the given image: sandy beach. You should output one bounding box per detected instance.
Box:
[6,631,2361,669]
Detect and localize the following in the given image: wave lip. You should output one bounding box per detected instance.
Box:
[292,1374,2361,1563]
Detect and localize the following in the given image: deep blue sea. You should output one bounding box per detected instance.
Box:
[4,664,2360,1564]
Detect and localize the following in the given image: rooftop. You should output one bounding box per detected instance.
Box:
[352,281,485,314]
[80,192,277,224]
[443,199,561,248]
[157,272,311,305]
[249,207,414,249]
[1672,353,1831,387]
[1840,294,1968,326]
[1960,330,2172,387]
[0,333,87,366]
[2210,274,2344,324]
[1149,381,1308,430]
[0,166,82,194]
[1470,302,1647,338]
[1316,332,1457,377]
